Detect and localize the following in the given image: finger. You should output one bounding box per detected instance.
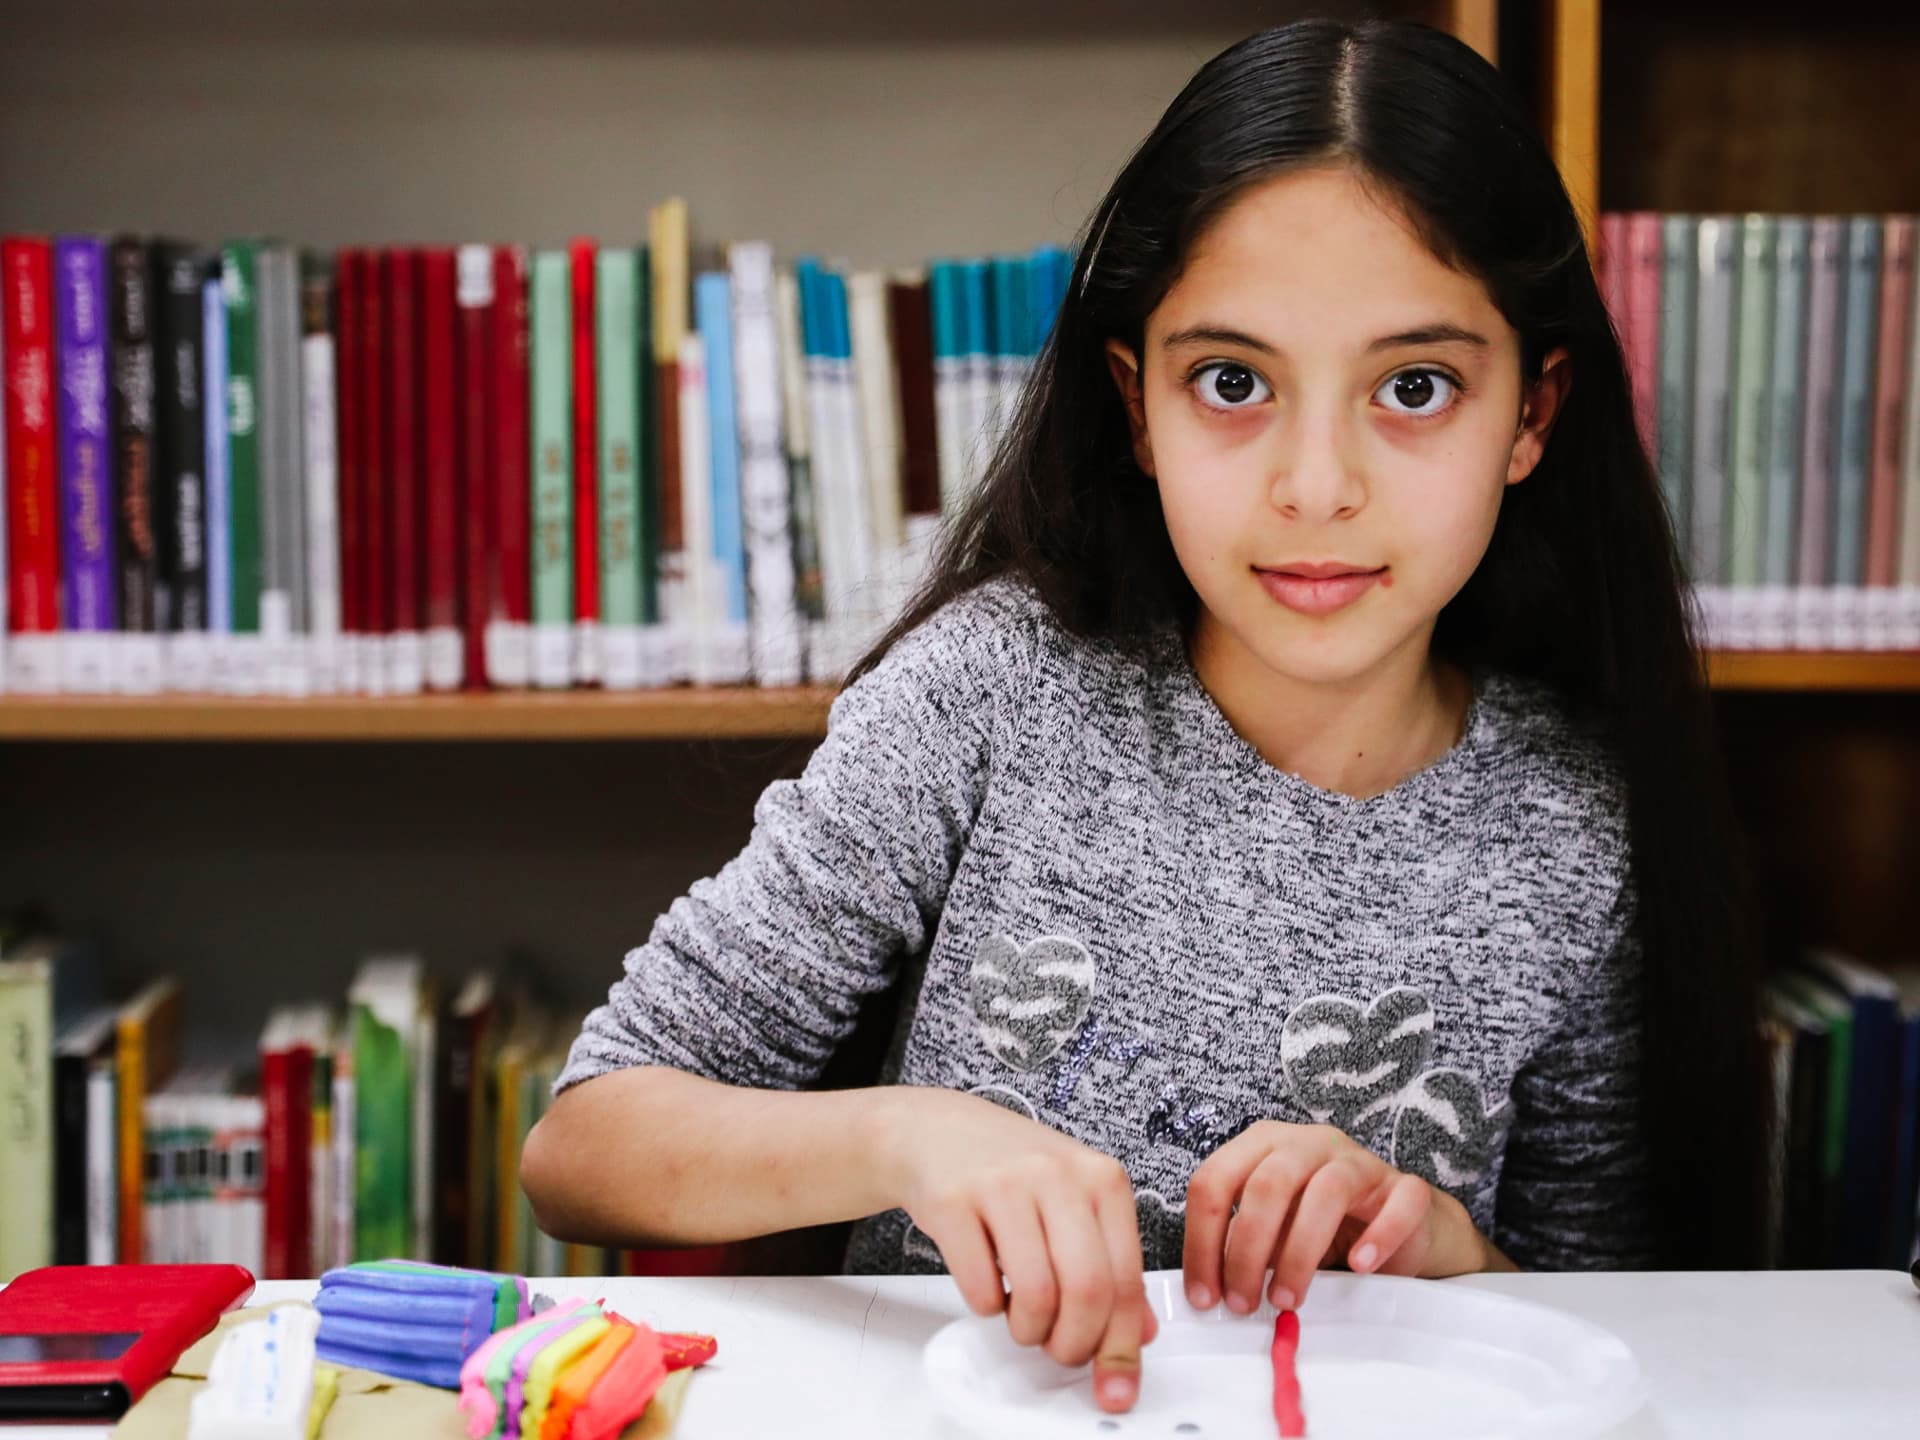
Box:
[1037,1188,1115,1368]
[1222,1152,1309,1315]
[1346,1172,1432,1275]
[928,1208,1006,1317]
[981,1192,1059,1349]
[1092,1174,1148,1413]
[1183,1128,1278,1310]
[1269,1159,1365,1311]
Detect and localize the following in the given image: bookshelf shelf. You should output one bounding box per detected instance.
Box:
[0,688,838,742]
[2,655,1917,742]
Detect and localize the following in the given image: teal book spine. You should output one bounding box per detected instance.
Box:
[1831,216,1882,590]
[1728,215,1775,593]
[1689,217,1738,591]
[529,251,573,686]
[596,249,642,629]
[1765,218,1810,592]
[1658,216,1698,561]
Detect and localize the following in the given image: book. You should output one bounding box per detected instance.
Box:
[52,1006,117,1266]
[1774,969,1850,1267]
[1689,216,1738,642]
[349,955,426,1262]
[492,1003,549,1273]
[694,270,750,684]
[1761,217,1810,651]
[456,245,494,692]
[115,975,183,1265]
[0,945,56,1279]
[85,1046,118,1264]
[1725,215,1774,648]
[334,249,367,695]
[729,243,803,688]
[650,199,691,685]
[257,244,309,696]
[260,1004,331,1278]
[359,246,392,697]
[849,270,907,626]
[385,248,425,695]
[677,330,714,686]
[1864,216,1913,649]
[202,268,232,690]
[54,235,115,693]
[1621,214,1663,460]
[570,238,601,686]
[1903,221,1920,649]
[529,250,573,690]
[1801,950,1898,1270]
[221,241,263,695]
[109,237,162,694]
[4,238,60,693]
[421,247,462,691]
[1656,216,1697,563]
[0,246,7,692]
[434,971,497,1269]
[1795,218,1847,650]
[774,268,825,636]
[301,254,342,695]
[489,246,532,689]
[596,247,645,689]
[1829,216,1881,647]
[959,258,993,500]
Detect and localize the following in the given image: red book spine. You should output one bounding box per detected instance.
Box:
[260,1044,313,1280]
[421,247,460,687]
[4,237,59,635]
[570,239,599,644]
[457,247,495,690]
[386,249,422,655]
[335,251,365,674]
[494,247,531,627]
[360,249,390,642]
[1623,213,1664,460]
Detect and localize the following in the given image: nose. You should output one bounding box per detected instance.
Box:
[1267,399,1366,522]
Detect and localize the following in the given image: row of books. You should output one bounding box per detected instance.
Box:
[1763,951,1920,1272]
[0,210,1074,697]
[0,915,722,1283]
[1597,212,1920,652]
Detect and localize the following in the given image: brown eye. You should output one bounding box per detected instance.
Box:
[1194,361,1271,410]
[1373,368,1457,415]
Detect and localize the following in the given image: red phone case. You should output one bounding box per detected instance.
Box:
[0,1263,255,1418]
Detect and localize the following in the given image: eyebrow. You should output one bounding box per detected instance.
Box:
[1160,321,1492,356]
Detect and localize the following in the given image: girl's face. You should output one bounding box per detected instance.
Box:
[1107,164,1568,691]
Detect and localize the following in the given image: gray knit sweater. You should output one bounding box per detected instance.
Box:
[558,577,1654,1274]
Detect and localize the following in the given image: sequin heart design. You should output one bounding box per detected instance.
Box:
[1280,986,1435,1137]
[1391,1067,1513,1206]
[969,934,1096,1072]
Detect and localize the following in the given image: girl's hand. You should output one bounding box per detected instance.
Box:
[1182,1121,1503,1316]
[882,1087,1160,1414]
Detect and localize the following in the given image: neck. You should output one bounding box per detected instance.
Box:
[1188,612,1469,800]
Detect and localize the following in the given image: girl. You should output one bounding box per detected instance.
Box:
[524,17,1766,1417]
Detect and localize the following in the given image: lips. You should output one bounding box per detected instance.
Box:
[1254,562,1387,617]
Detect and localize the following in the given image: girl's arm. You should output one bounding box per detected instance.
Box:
[1493,888,1657,1269]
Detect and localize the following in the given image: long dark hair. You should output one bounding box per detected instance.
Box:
[855,18,1765,1268]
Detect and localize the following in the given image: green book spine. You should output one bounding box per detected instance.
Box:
[1658,217,1697,562]
[223,242,262,634]
[352,1003,412,1262]
[596,249,643,627]
[637,244,658,624]
[0,961,53,1280]
[1728,215,1775,590]
[529,251,572,685]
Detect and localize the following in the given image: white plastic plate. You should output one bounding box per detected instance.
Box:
[923,1271,1646,1440]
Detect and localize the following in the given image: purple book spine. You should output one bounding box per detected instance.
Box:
[55,235,117,631]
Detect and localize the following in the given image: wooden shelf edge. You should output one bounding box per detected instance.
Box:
[0,655,1915,740]
[1705,651,1920,692]
[0,688,838,741]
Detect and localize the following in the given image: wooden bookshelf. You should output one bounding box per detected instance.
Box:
[1706,652,1920,693]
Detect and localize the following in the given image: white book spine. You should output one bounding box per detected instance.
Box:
[730,245,804,689]
[829,349,877,625]
[303,328,341,695]
[427,626,463,691]
[387,629,426,695]
[167,631,212,694]
[570,620,601,688]
[1901,261,1920,649]
[331,1065,354,1268]
[486,621,532,689]
[204,274,232,696]
[1830,583,1868,650]
[679,332,718,683]
[848,271,905,613]
[61,633,114,693]
[85,1064,118,1265]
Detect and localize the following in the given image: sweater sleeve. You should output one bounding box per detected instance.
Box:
[1492,882,1658,1270]
[555,583,1034,1096]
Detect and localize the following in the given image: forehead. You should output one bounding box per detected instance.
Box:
[1152,164,1510,350]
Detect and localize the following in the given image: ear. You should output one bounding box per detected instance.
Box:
[1104,338,1156,478]
[1506,346,1571,487]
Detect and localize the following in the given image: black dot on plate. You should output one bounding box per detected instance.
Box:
[1176,1426,1204,1436]
[1096,1423,1121,1433]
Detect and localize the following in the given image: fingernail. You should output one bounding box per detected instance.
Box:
[1272,1286,1297,1313]
[1187,1283,1213,1309]
[1353,1243,1379,1273]
[1226,1290,1252,1314]
[1100,1374,1137,1409]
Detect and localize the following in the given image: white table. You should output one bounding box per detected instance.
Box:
[5,1269,1916,1438]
